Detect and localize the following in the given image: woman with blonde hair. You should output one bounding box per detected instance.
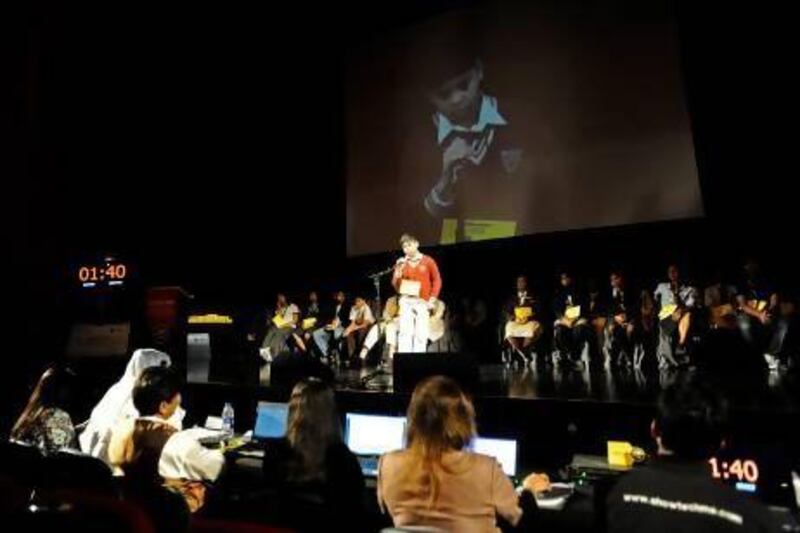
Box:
[378,376,547,532]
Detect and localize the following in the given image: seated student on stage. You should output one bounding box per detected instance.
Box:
[11,365,79,455]
[503,276,543,365]
[360,296,401,363]
[704,269,738,331]
[304,291,321,321]
[312,291,350,360]
[734,259,786,368]
[261,293,301,361]
[553,270,593,368]
[654,263,699,368]
[588,279,609,364]
[606,378,778,533]
[342,296,375,365]
[260,378,365,530]
[108,366,224,514]
[378,376,548,532]
[296,291,323,346]
[636,289,659,368]
[605,271,640,369]
[427,297,450,352]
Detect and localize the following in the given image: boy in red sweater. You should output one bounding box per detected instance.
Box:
[392,234,442,353]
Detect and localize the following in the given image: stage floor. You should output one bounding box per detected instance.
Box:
[327,362,800,413]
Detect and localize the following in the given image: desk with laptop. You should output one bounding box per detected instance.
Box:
[202,403,799,531]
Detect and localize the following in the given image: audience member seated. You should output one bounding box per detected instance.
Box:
[260,294,301,362]
[80,348,177,466]
[11,365,78,455]
[343,296,375,366]
[503,276,544,367]
[654,263,699,368]
[108,366,224,514]
[553,270,593,368]
[378,376,548,532]
[257,378,366,531]
[606,377,779,533]
[312,290,350,361]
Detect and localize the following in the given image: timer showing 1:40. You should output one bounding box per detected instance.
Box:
[709,457,759,483]
[78,263,128,283]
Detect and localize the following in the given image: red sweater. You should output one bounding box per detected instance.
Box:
[392,254,442,301]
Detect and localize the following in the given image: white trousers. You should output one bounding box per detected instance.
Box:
[398,296,429,353]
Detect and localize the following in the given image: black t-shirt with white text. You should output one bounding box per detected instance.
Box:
[606,458,779,533]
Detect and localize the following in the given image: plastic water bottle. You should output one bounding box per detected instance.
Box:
[221,402,235,435]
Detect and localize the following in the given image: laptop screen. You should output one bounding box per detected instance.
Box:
[472,437,518,477]
[254,402,289,439]
[345,413,406,456]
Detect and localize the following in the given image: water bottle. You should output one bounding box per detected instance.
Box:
[221,402,235,435]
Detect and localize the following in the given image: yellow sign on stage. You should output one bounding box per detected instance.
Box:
[188,314,233,325]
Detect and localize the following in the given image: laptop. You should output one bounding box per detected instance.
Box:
[471,437,519,478]
[253,401,289,440]
[344,413,407,477]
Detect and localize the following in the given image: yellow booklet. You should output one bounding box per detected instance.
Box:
[658,303,678,321]
[565,305,581,320]
[272,314,290,328]
[514,306,533,321]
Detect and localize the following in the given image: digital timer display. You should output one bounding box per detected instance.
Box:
[709,457,760,493]
[77,258,129,288]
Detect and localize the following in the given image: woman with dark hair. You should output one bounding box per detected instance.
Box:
[260,378,365,530]
[11,365,78,454]
[378,376,547,532]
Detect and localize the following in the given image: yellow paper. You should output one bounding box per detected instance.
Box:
[608,441,634,469]
[658,303,678,321]
[514,306,533,321]
[302,317,317,330]
[565,305,581,320]
[272,314,289,328]
[748,299,768,312]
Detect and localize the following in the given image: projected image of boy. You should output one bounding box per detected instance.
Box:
[424,59,520,219]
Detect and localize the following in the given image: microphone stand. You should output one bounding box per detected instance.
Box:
[361,265,396,389]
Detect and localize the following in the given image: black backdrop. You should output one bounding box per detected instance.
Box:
[1,1,796,425]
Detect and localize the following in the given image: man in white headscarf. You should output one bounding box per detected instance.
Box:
[79,348,183,465]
